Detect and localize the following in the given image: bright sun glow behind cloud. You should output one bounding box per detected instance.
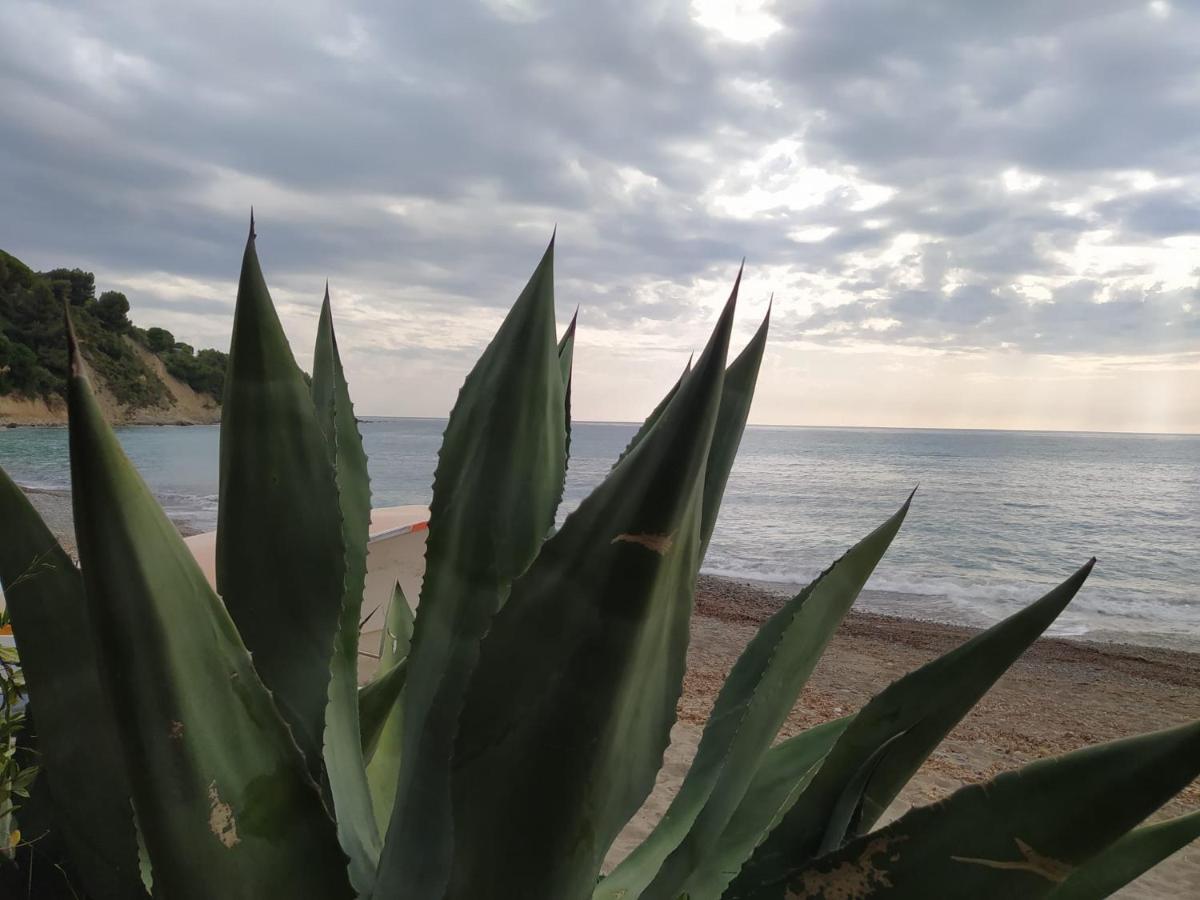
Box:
[690,0,782,42]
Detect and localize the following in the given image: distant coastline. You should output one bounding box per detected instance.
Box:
[1,247,224,428]
[0,394,220,427]
[0,347,220,427]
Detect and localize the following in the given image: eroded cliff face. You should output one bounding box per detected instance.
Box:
[1,344,220,426]
[2,248,225,426]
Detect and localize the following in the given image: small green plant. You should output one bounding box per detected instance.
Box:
[0,611,38,864]
[0,223,1197,899]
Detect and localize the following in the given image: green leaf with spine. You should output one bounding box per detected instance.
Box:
[728,720,1200,899]
[363,583,413,833]
[615,355,691,469]
[358,659,408,762]
[849,560,1094,837]
[0,468,147,900]
[311,285,380,894]
[1047,809,1200,900]
[728,559,1095,895]
[700,298,769,556]
[446,279,739,900]
[596,493,910,900]
[216,223,346,780]
[378,581,414,673]
[375,237,568,898]
[63,313,352,900]
[683,718,854,900]
[559,308,577,468]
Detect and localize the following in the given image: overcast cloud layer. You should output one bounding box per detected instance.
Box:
[2,0,1198,431]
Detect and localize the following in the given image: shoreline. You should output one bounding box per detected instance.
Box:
[709,571,1200,655]
[12,480,1197,652]
[18,485,201,557]
[3,420,218,429]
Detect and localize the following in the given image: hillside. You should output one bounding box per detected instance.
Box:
[0,250,225,425]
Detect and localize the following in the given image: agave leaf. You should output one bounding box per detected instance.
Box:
[376,238,567,897]
[615,355,692,469]
[216,224,346,778]
[853,561,1095,835]
[1047,809,1200,900]
[683,718,853,900]
[312,287,380,894]
[598,496,909,900]
[358,659,408,761]
[377,581,414,672]
[364,583,414,833]
[132,806,154,895]
[727,720,1200,899]
[815,730,906,857]
[700,300,769,557]
[64,319,352,899]
[729,560,1095,894]
[446,279,739,900]
[559,308,578,467]
[0,468,146,900]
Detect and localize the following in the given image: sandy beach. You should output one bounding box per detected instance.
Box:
[12,486,1199,897]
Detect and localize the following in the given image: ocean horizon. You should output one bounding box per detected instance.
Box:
[2,419,1197,651]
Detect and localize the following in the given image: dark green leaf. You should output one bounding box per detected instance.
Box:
[599,496,909,900]
[376,238,567,898]
[816,731,906,856]
[683,718,853,900]
[358,659,408,763]
[559,307,578,470]
[446,280,739,900]
[377,581,414,673]
[65,316,352,899]
[728,720,1200,899]
[217,225,346,778]
[730,560,1095,892]
[1048,809,1200,900]
[700,297,768,557]
[855,561,1095,834]
[615,356,692,469]
[0,467,146,900]
[312,286,380,894]
[365,583,413,834]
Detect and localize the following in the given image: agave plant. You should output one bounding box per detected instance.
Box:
[0,222,1197,900]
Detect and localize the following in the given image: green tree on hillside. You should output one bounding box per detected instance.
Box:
[95,291,131,331]
[41,268,95,308]
[161,344,227,399]
[144,327,175,353]
[0,250,226,409]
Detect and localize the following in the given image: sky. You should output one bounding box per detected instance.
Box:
[1,1,1198,433]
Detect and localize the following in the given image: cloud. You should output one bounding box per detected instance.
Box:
[0,0,1197,425]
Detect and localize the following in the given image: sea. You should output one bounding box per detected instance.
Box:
[2,420,1197,651]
